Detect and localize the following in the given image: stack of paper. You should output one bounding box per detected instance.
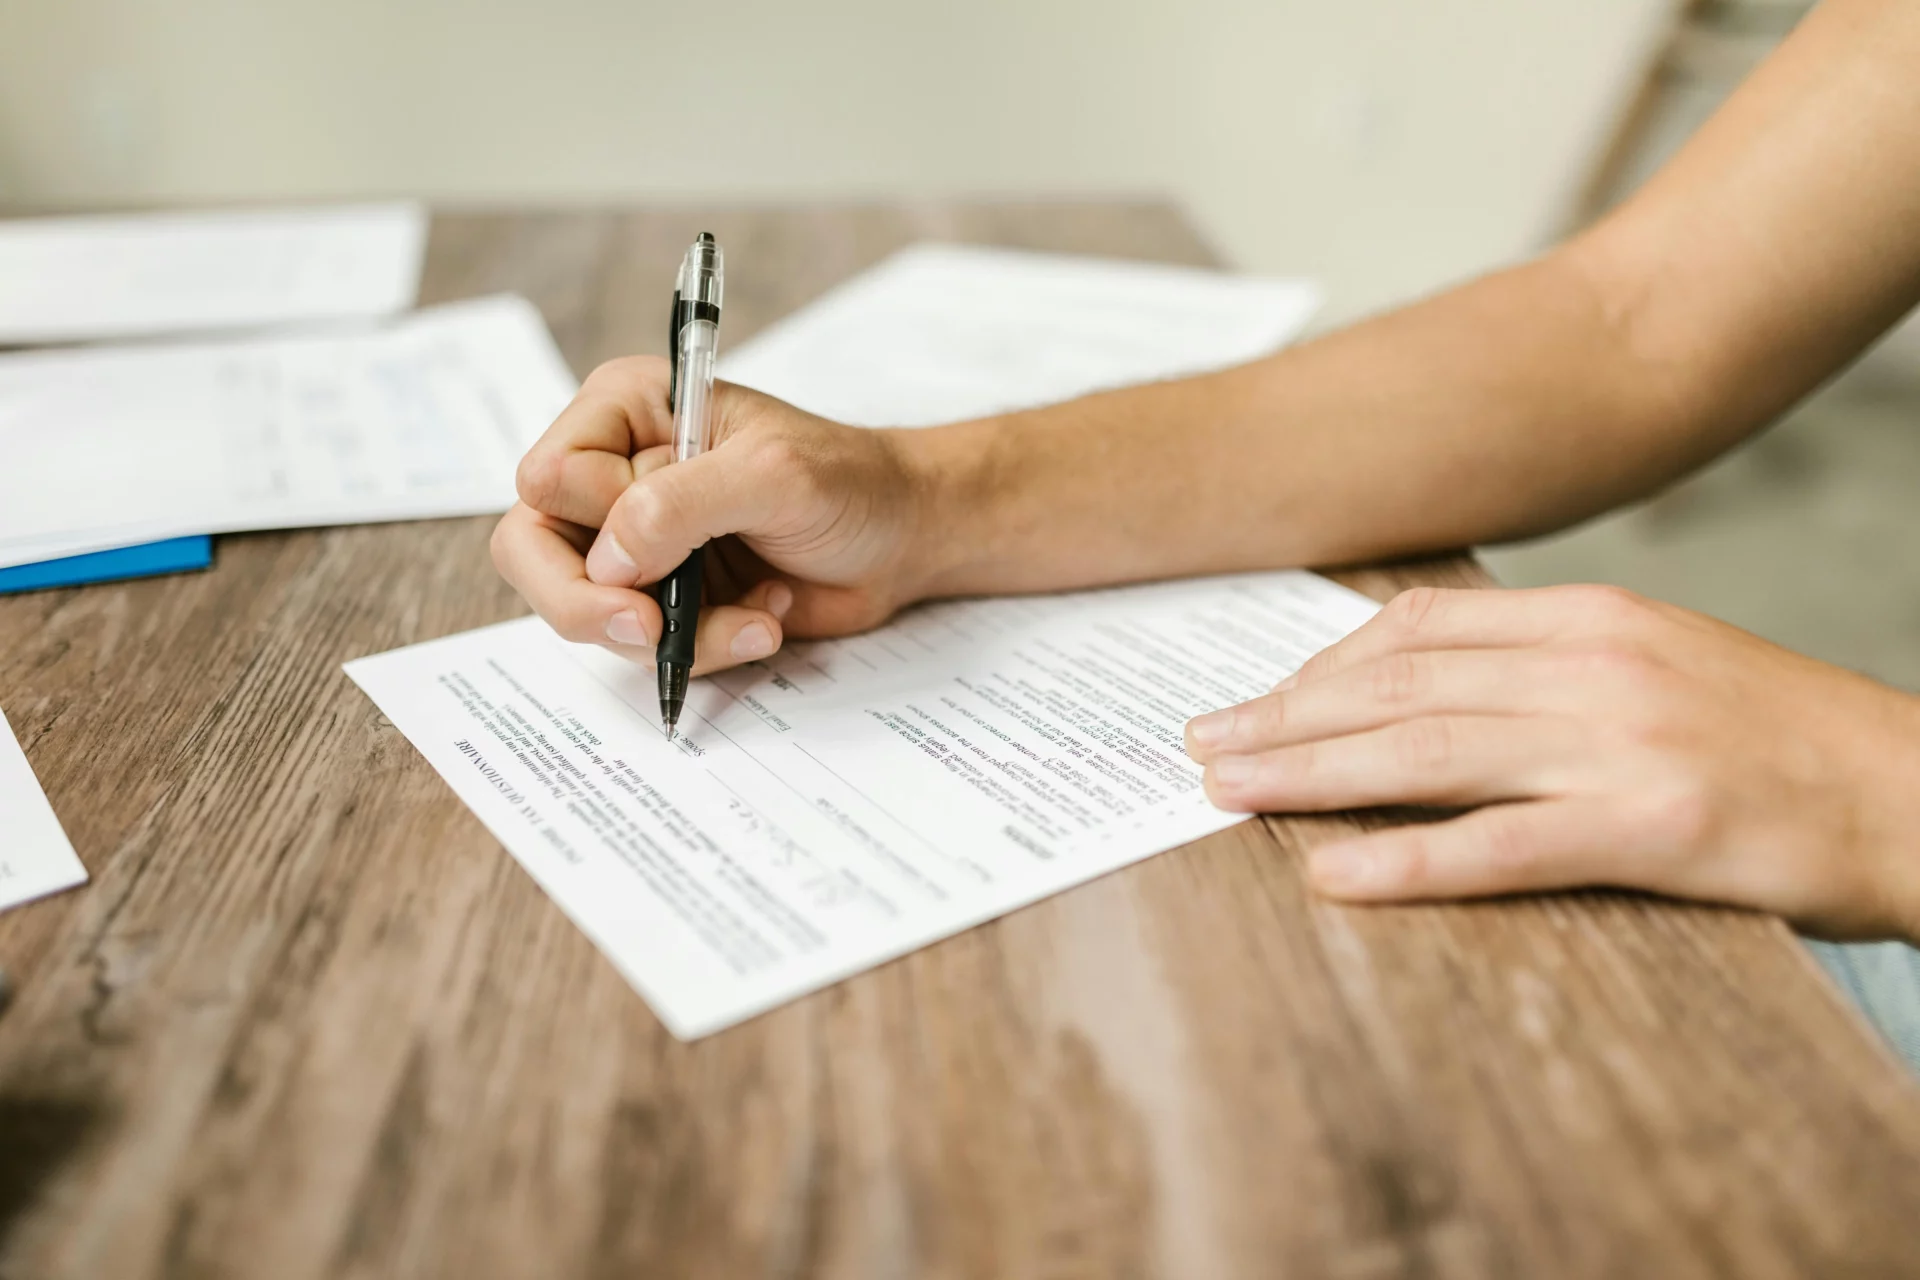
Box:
[723,243,1321,426]
[0,296,577,569]
[350,243,1340,1037]
[0,204,576,914]
[0,203,428,346]
[0,203,577,589]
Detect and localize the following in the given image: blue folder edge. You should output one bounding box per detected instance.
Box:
[0,536,213,594]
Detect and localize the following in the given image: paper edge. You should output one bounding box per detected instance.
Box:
[0,707,89,914]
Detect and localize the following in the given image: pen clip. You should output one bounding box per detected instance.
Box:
[667,288,684,415]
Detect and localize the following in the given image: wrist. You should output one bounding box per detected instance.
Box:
[882,415,1019,603]
[1849,689,1920,943]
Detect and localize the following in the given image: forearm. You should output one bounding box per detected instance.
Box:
[902,0,1920,603]
[906,245,1705,598]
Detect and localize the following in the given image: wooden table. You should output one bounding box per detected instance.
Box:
[2,203,1918,1279]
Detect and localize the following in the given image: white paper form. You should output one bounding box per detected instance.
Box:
[347,571,1378,1038]
[0,203,428,346]
[720,244,1321,427]
[0,708,87,913]
[0,295,578,569]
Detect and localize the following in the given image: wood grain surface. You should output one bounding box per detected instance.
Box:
[2,203,1918,1280]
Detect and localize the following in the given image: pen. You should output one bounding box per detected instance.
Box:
[657,232,724,741]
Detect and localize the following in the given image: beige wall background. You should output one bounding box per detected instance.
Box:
[0,0,1675,322]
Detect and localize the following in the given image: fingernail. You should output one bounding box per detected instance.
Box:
[1310,845,1402,894]
[1210,755,1258,786]
[1187,709,1235,748]
[586,533,639,586]
[606,610,652,647]
[766,581,794,620]
[732,622,776,661]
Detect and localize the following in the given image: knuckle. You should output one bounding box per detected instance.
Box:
[1477,814,1541,880]
[1389,832,1435,889]
[1615,654,1670,709]
[1282,742,1318,790]
[488,513,517,575]
[1393,717,1457,772]
[748,429,809,479]
[1630,781,1717,853]
[515,448,563,512]
[1285,650,1334,688]
[1387,586,1448,634]
[582,354,668,394]
[1567,643,1661,698]
[1243,691,1287,738]
[1282,660,1328,690]
[1368,651,1429,706]
[1579,647,1679,747]
[618,482,674,548]
[1562,583,1647,630]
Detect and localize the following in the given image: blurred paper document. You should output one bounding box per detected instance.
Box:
[721,243,1321,426]
[0,708,87,913]
[347,571,1378,1038]
[0,203,428,345]
[0,295,577,569]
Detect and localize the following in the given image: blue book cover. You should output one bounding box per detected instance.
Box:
[0,536,213,595]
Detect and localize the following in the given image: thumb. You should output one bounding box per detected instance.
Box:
[584,438,788,587]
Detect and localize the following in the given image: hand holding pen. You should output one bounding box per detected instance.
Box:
[655,233,724,739]
[490,234,930,739]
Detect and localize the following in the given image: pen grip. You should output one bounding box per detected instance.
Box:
[656,552,703,668]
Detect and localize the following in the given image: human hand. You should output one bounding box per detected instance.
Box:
[1183,585,1920,940]
[492,356,936,674]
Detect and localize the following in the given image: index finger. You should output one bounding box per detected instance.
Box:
[1283,584,1654,691]
[491,500,663,650]
[516,355,676,528]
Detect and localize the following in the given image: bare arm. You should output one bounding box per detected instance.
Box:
[497,0,1920,660]
[908,0,1920,597]
[492,1,1920,938]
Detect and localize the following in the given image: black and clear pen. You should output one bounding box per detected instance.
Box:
[657,233,723,741]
